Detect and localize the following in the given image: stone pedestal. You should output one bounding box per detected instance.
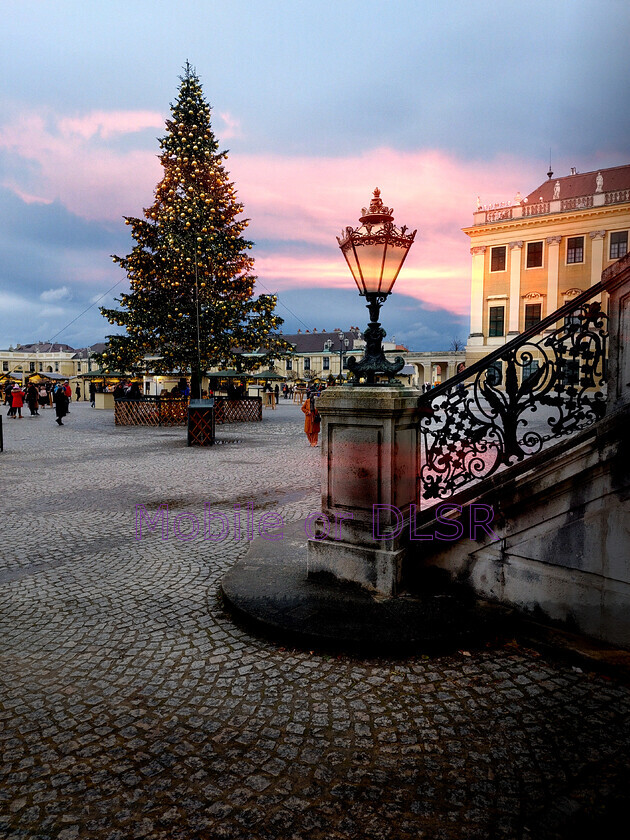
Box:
[307,386,422,595]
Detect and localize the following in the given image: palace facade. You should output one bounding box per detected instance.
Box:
[464,163,630,365]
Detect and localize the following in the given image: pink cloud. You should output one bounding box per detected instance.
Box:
[0,108,550,312]
[58,110,164,140]
[6,185,53,205]
[230,149,544,314]
[0,110,162,221]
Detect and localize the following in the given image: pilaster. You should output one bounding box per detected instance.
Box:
[545,236,562,330]
[601,252,630,412]
[589,230,606,287]
[469,246,486,338]
[508,241,523,334]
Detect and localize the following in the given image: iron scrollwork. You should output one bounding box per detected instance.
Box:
[419,300,608,502]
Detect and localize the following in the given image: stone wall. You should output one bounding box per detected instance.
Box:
[410,404,630,646]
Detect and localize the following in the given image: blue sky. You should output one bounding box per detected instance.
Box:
[1,0,628,350]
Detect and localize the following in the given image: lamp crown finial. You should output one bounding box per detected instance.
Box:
[360,187,394,224]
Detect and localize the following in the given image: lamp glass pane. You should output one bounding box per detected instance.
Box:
[341,243,364,292]
[381,240,411,294]
[354,240,386,293]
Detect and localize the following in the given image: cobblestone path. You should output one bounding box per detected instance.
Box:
[1,402,629,839]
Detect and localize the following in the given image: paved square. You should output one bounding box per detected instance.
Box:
[1,402,629,839]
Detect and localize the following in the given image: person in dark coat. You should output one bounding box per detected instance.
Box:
[53,383,69,425]
[26,383,39,416]
[89,381,96,407]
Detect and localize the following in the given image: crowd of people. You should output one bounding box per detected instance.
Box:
[2,375,327,443]
[3,380,76,425]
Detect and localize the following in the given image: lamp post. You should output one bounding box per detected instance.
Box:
[337,332,348,384]
[337,188,416,385]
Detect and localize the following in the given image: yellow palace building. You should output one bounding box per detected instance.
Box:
[464,163,630,365]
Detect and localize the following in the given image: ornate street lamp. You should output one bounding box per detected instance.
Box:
[337,188,416,385]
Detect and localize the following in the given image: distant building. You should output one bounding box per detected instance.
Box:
[464,163,630,366]
[0,342,103,382]
[276,327,366,381]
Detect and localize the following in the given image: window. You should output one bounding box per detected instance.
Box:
[54,362,59,372]
[488,306,504,337]
[610,231,628,260]
[323,357,330,370]
[343,356,349,370]
[285,358,292,371]
[525,304,542,330]
[38,362,43,372]
[526,241,543,268]
[29,362,35,372]
[303,357,311,371]
[567,236,584,264]
[564,312,581,329]
[490,246,506,272]
[2,362,7,372]
[522,359,539,382]
[77,362,82,372]
[486,362,502,387]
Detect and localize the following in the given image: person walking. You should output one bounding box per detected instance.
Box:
[89,381,96,407]
[75,383,81,402]
[38,384,49,408]
[26,382,39,416]
[53,383,69,425]
[64,381,72,412]
[301,392,321,447]
[10,384,25,419]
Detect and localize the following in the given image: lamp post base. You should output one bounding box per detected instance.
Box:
[347,294,405,384]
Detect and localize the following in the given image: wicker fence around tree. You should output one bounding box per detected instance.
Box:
[114,396,262,427]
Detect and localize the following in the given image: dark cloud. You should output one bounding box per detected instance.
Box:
[0,187,124,252]
[0,188,131,346]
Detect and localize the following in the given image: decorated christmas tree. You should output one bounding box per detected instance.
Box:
[95,62,288,396]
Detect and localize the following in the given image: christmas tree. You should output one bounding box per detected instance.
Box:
[95,62,288,396]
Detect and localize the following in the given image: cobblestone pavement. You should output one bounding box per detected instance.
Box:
[1,401,630,839]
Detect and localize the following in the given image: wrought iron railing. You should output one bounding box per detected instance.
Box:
[418,282,609,504]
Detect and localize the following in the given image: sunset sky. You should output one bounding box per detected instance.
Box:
[1,0,629,350]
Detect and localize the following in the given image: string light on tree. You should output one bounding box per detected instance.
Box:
[95,61,289,390]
